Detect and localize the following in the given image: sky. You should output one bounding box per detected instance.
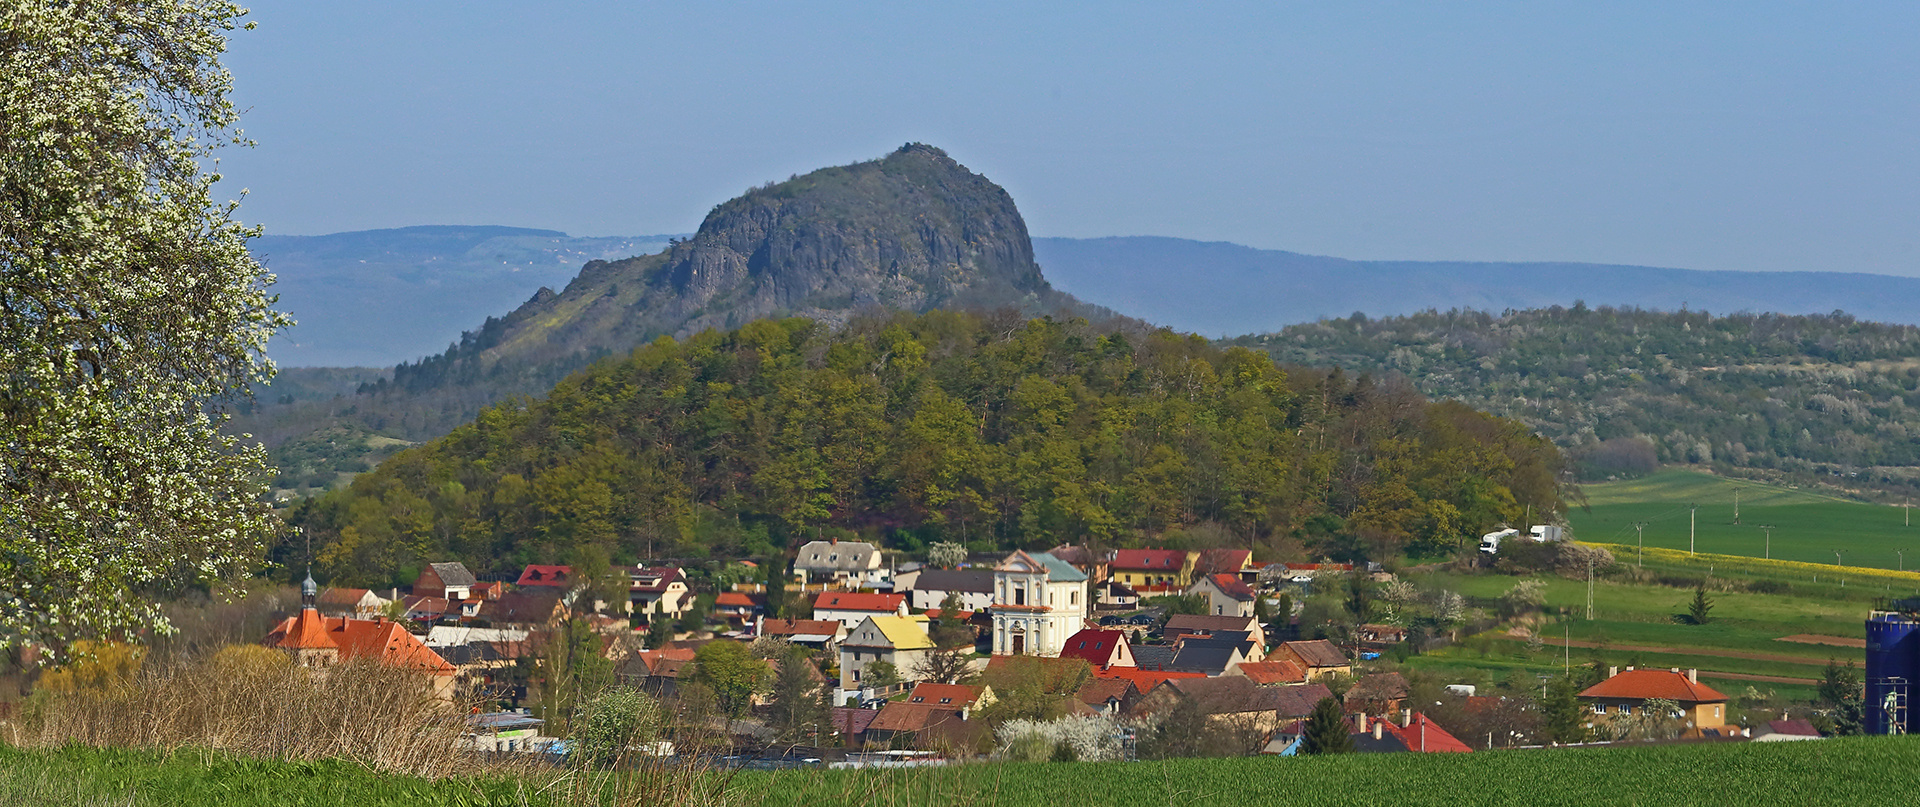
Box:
[220,2,1920,276]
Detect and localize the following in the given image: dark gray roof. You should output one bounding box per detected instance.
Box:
[1163,614,1258,635]
[912,568,995,594]
[1169,643,1240,675]
[1166,678,1332,717]
[428,562,478,588]
[1132,645,1176,670]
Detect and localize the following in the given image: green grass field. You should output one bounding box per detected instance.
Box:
[1571,469,1920,571]
[12,738,1920,807]
[1401,564,1882,699]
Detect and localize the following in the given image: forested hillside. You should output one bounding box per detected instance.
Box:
[1230,306,1920,491]
[287,311,1568,587]
[236,145,1113,497]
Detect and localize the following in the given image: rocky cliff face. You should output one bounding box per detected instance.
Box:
[654,143,1049,332]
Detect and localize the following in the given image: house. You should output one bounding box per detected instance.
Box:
[864,701,978,748]
[1135,677,1331,735]
[624,566,692,620]
[1163,613,1267,653]
[1234,659,1308,686]
[1131,645,1176,671]
[712,592,764,626]
[906,682,994,711]
[1578,667,1730,730]
[265,574,456,697]
[1072,677,1135,715]
[906,568,996,611]
[1192,549,1255,582]
[1167,638,1247,677]
[1752,719,1823,742]
[1189,573,1257,618]
[1354,712,1473,753]
[830,706,880,745]
[1058,629,1136,671]
[516,565,573,589]
[1045,544,1109,583]
[315,587,386,620]
[1344,672,1410,715]
[839,615,934,690]
[1275,640,1350,680]
[989,550,1089,657]
[1359,624,1410,645]
[1095,667,1206,697]
[479,589,566,631]
[620,647,697,696]
[471,581,507,601]
[793,539,888,588]
[414,562,478,601]
[758,617,849,653]
[401,595,453,623]
[1108,549,1193,591]
[1097,580,1140,609]
[814,591,908,630]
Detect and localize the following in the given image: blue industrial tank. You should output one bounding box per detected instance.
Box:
[1865,611,1920,734]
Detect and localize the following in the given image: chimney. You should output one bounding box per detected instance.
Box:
[1372,720,1384,740]
[897,600,909,617]
[1609,666,1618,678]
[1688,668,1698,684]
[1401,709,1412,728]
[1626,666,1635,672]
[1352,713,1367,732]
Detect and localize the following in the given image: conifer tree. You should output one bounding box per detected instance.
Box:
[1300,696,1355,755]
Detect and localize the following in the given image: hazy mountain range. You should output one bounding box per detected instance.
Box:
[258,229,1920,370]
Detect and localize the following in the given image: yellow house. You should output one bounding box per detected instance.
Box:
[1579,667,1729,729]
[1109,549,1195,590]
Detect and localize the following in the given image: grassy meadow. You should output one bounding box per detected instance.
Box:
[12,737,1920,807]
[1570,469,1920,571]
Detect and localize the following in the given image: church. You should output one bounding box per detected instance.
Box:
[989,550,1089,657]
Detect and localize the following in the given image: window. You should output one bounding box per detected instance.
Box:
[1619,704,1632,715]
[1070,591,1079,605]
[1714,706,1722,718]
[1015,587,1026,606]
[1593,704,1606,714]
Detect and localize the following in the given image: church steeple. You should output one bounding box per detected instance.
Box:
[301,567,318,609]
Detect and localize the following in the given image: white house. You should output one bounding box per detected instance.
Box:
[624,566,693,619]
[989,550,1088,657]
[793,539,890,588]
[838,615,934,690]
[1189,573,1258,618]
[906,568,995,612]
[812,591,908,630]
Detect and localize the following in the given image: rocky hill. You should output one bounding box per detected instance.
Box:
[239,145,1106,495]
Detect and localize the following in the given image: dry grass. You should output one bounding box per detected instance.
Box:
[3,649,755,807]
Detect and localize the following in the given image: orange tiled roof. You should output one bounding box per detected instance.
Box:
[762,618,843,637]
[267,609,454,674]
[907,683,983,708]
[1094,668,1206,691]
[1579,669,1729,703]
[714,592,758,608]
[1238,660,1307,685]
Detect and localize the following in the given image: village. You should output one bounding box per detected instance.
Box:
[271,539,1826,766]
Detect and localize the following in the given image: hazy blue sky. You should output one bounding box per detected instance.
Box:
[221,2,1920,275]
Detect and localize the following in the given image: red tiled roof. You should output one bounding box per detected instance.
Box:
[1094,668,1206,692]
[1237,660,1307,685]
[907,683,983,708]
[516,565,572,587]
[1579,669,1729,703]
[921,608,976,621]
[761,618,843,637]
[813,592,904,612]
[1200,573,1256,600]
[1193,549,1252,575]
[714,592,758,608]
[266,609,455,675]
[1059,629,1130,669]
[1367,713,1473,753]
[625,566,684,593]
[315,588,372,608]
[1110,549,1187,571]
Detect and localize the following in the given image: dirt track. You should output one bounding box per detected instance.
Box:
[1515,632,1836,669]
[1777,633,1867,649]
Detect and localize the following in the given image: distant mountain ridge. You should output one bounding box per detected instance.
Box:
[256,225,678,367]
[1032,236,1920,336]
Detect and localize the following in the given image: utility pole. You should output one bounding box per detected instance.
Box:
[1835,550,1844,567]
[1689,505,1698,556]
[1733,487,1740,525]
[1586,555,1595,620]
[1899,548,1907,572]
[1759,525,1774,560]
[1632,522,1647,568]
[1563,623,1570,676]
[1908,496,1912,528]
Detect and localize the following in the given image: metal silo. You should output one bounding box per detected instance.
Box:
[1866,608,1920,734]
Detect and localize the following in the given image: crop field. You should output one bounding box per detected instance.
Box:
[1402,559,1893,699]
[1569,469,1920,571]
[11,737,1920,807]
